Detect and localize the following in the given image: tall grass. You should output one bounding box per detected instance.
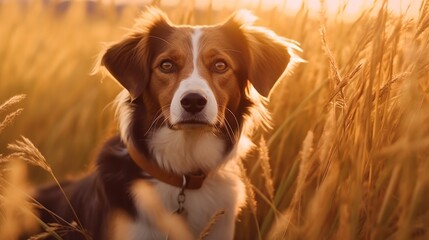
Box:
[1,0,429,239]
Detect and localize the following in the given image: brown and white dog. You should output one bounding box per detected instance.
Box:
[34,8,301,240]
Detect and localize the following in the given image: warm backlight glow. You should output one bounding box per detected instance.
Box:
[156,0,420,20]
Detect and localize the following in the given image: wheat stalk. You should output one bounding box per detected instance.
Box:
[6,136,51,172]
[238,160,257,216]
[0,94,26,114]
[3,136,91,239]
[415,0,429,38]
[258,137,274,201]
[198,209,225,240]
[296,130,314,196]
[0,161,38,239]
[305,162,339,239]
[268,130,315,240]
[0,94,26,134]
[0,108,23,134]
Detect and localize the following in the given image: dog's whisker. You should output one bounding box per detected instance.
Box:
[143,114,164,137]
[225,108,242,142]
[214,114,235,145]
[143,105,172,137]
[225,108,240,132]
[224,118,239,144]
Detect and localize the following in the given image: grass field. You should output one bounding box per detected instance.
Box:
[1,0,429,239]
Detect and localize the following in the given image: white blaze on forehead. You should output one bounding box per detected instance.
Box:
[170,28,218,125]
[192,28,203,72]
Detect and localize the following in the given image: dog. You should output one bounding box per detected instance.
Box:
[34,7,301,240]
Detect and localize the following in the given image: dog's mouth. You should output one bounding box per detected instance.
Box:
[168,119,217,131]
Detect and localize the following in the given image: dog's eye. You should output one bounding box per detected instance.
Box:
[159,60,176,73]
[212,60,228,73]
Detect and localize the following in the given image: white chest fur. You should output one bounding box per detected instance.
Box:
[128,126,246,239]
[148,126,226,174]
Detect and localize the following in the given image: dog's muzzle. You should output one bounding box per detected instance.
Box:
[169,77,219,127]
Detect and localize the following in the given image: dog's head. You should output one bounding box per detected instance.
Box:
[98,8,300,145]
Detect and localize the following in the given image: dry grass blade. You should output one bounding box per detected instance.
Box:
[29,231,54,240]
[4,136,89,238]
[415,16,429,38]
[373,72,408,102]
[258,137,274,201]
[267,210,294,240]
[415,0,429,38]
[317,109,336,167]
[238,160,262,239]
[296,131,314,197]
[198,209,225,240]
[0,94,26,114]
[325,63,363,107]
[0,94,26,133]
[320,27,346,108]
[6,136,51,172]
[267,130,315,240]
[0,161,38,239]
[305,163,339,239]
[335,201,351,240]
[0,108,23,134]
[238,160,257,216]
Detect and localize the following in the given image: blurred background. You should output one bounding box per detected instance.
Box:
[1,0,429,239]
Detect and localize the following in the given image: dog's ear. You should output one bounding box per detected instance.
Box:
[224,10,297,97]
[244,29,291,97]
[101,35,147,100]
[100,8,171,100]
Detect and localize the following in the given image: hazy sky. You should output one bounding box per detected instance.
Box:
[116,0,420,20]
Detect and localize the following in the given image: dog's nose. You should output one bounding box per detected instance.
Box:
[180,93,207,114]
